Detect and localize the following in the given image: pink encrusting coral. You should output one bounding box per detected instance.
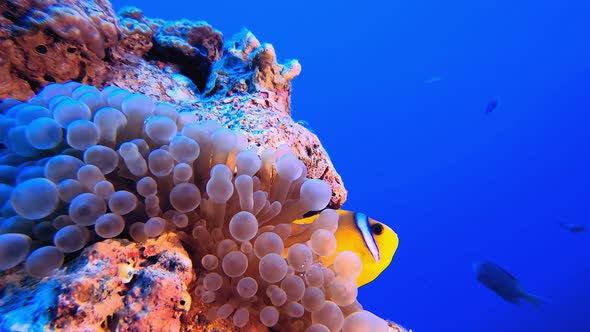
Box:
[0,0,119,100]
[0,84,395,331]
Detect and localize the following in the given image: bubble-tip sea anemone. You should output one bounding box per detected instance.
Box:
[0,82,392,331]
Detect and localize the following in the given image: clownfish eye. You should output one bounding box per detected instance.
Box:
[371,223,384,235]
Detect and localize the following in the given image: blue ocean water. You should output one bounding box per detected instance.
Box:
[112,1,590,331]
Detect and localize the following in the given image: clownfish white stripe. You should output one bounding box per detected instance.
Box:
[354,212,380,263]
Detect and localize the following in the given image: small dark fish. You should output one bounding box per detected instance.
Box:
[485,98,499,114]
[473,261,542,307]
[560,223,585,233]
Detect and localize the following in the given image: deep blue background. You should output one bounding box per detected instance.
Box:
[111,1,590,331]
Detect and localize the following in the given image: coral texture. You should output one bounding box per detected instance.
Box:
[0,0,119,99]
[0,234,192,331]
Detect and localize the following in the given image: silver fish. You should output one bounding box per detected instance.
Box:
[424,76,443,84]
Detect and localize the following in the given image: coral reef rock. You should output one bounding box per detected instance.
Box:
[0,234,193,331]
[0,0,345,208]
[0,0,416,331]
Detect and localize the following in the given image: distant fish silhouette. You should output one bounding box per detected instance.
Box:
[560,222,585,233]
[424,76,443,84]
[485,98,499,114]
[473,261,543,307]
